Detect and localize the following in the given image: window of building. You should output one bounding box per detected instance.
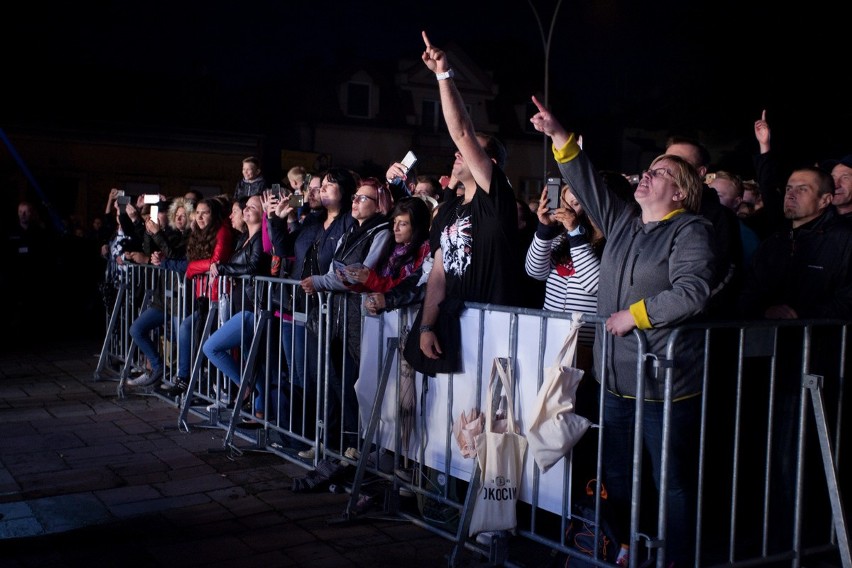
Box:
[346,83,370,118]
[422,99,440,132]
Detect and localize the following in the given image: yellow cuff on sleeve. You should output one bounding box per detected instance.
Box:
[629,299,653,330]
[552,133,581,164]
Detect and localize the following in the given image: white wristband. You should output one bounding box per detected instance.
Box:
[436,69,455,81]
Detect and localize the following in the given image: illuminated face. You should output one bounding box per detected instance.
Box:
[242,162,260,181]
[307,177,323,208]
[174,206,188,231]
[195,203,212,230]
[709,178,742,211]
[831,164,852,211]
[320,177,342,208]
[230,202,245,231]
[351,185,379,222]
[393,212,413,244]
[784,170,831,227]
[561,186,582,215]
[243,196,263,225]
[633,159,683,210]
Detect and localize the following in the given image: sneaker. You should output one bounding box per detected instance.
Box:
[126,372,149,386]
[213,384,231,405]
[127,367,163,387]
[476,530,507,546]
[297,443,323,459]
[343,447,360,460]
[160,377,189,397]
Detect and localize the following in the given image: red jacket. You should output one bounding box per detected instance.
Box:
[186,224,235,301]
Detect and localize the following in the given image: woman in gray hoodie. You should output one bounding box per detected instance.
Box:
[530,96,716,566]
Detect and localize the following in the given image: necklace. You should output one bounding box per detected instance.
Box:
[455,199,471,220]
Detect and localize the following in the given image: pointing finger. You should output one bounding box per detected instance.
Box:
[761,109,766,121]
[531,95,546,112]
[422,30,431,48]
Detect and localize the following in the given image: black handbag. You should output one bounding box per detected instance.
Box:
[402,298,464,376]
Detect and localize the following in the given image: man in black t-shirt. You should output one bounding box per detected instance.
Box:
[416,31,521,367]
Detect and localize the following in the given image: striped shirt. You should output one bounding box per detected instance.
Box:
[525,232,601,346]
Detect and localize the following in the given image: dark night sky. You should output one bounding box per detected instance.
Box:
[4,0,848,170]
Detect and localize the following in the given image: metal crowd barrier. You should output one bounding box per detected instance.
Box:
[95,264,850,568]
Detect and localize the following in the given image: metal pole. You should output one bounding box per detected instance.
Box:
[527,0,564,184]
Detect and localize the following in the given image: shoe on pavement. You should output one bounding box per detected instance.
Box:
[213,384,231,405]
[343,447,360,460]
[160,377,189,397]
[297,443,323,459]
[127,367,163,387]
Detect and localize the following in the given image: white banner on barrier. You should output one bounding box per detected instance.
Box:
[356,306,588,516]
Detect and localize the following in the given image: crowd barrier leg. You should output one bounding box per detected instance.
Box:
[116,289,154,399]
[449,461,487,567]
[342,337,399,520]
[220,310,274,457]
[806,373,851,568]
[94,277,126,381]
[176,302,217,432]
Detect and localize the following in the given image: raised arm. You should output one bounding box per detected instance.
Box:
[421,31,492,192]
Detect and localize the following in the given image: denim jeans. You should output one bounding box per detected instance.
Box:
[281,319,306,388]
[176,311,201,378]
[129,306,165,373]
[601,387,700,566]
[202,311,267,413]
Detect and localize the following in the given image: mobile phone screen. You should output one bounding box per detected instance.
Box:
[401,151,417,171]
[546,178,562,210]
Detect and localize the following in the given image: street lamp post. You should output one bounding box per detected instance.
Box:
[527,0,563,185]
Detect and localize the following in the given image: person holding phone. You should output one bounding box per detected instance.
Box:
[267,167,356,457]
[525,182,604,361]
[299,176,393,456]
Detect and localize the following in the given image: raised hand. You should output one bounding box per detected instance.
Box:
[421,31,448,74]
[529,95,570,147]
[754,109,771,153]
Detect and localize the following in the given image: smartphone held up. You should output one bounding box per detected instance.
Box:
[546,177,562,211]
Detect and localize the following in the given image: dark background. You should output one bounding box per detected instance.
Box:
[3,0,849,171]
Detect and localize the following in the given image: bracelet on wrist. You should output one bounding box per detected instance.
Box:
[419,324,435,334]
[436,69,455,81]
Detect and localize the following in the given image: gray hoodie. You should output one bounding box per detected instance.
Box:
[558,151,716,400]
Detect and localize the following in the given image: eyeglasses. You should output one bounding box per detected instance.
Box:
[352,194,378,204]
[644,167,673,180]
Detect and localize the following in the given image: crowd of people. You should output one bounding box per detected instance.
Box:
[4,29,850,566]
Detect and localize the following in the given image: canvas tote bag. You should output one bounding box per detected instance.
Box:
[526,313,592,473]
[468,357,528,536]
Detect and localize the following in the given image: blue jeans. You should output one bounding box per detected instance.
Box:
[281,319,306,388]
[129,306,165,373]
[202,311,266,413]
[601,387,700,566]
[176,311,202,378]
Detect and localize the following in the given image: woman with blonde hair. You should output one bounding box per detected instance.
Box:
[531,96,715,566]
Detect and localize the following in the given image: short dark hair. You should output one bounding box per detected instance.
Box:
[477,132,508,169]
[792,166,835,197]
[665,135,711,169]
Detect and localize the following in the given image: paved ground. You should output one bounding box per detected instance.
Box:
[0,338,493,568]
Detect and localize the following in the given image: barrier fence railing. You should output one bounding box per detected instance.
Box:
[94,264,849,568]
